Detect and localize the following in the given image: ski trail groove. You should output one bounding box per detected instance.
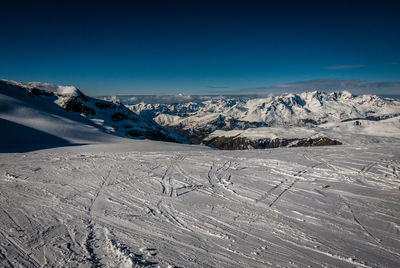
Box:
[268,179,298,207]
[0,230,41,267]
[89,169,111,213]
[85,168,112,267]
[360,162,377,174]
[156,200,193,232]
[256,181,283,203]
[0,248,14,268]
[85,220,101,268]
[160,162,175,197]
[342,198,383,246]
[207,161,217,188]
[176,184,204,197]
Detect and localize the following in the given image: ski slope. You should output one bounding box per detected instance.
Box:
[1,142,400,267]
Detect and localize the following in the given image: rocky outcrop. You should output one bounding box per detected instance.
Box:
[203,135,342,150]
[63,97,96,116]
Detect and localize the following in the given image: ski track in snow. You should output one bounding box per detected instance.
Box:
[1,144,400,267]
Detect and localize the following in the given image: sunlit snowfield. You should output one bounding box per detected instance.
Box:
[1,143,399,267]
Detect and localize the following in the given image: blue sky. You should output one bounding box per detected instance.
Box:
[1,0,399,95]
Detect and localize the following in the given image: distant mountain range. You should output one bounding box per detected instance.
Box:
[127,90,400,148]
[1,79,400,150]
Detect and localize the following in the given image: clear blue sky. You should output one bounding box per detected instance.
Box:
[1,0,399,95]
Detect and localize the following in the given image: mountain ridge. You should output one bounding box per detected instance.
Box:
[0,79,187,145]
[127,90,400,147]
[2,79,400,150]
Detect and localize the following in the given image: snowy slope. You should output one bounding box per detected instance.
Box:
[1,143,400,267]
[0,79,186,152]
[0,92,117,143]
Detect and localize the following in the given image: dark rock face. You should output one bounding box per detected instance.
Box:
[63,97,96,116]
[203,136,342,150]
[126,129,178,142]
[126,129,145,138]
[110,112,129,122]
[30,87,53,97]
[204,137,258,150]
[297,118,328,126]
[291,136,342,147]
[95,102,118,110]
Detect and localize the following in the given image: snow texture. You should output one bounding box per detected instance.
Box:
[1,143,400,267]
[1,79,400,267]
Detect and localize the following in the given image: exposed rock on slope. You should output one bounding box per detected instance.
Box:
[203,127,342,150]
[0,79,186,143]
[205,135,341,150]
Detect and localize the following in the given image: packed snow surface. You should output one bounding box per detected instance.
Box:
[1,142,400,267]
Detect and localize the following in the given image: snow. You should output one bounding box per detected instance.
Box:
[1,79,400,267]
[127,90,400,147]
[1,143,400,267]
[0,93,198,153]
[1,79,80,96]
[317,116,400,145]
[0,90,123,153]
[204,116,400,145]
[56,85,79,96]
[0,79,187,145]
[154,113,182,126]
[207,127,318,140]
[319,116,400,139]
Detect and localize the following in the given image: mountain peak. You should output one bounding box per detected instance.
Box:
[0,79,187,144]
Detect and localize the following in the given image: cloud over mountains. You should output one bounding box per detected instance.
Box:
[325,64,365,70]
[241,79,400,95]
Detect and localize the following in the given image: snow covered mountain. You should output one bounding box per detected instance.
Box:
[0,79,186,151]
[2,79,399,151]
[1,79,400,267]
[128,91,400,147]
